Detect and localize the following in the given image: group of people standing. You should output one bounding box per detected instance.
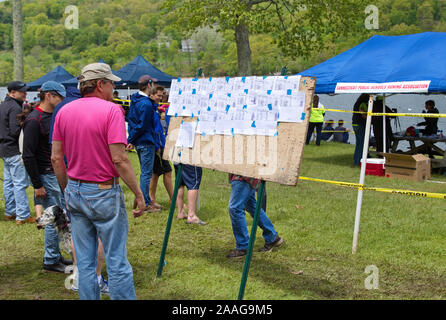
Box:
[0,62,284,300]
[305,93,437,166]
[352,94,439,165]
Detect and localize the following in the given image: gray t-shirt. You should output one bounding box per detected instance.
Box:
[333,126,347,142]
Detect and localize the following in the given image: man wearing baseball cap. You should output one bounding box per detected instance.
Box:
[51,63,145,300]
[127,74,161,212]
[0,81,32,224]
[23,81,73,273]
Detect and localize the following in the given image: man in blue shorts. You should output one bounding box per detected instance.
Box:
[174,164,207,225]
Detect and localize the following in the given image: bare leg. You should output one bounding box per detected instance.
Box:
[35,204,43,218]
[96,239,104,276]
[163,171,174,201]
[149,173,160,206]
[176,186,187,219]
[186,189,206,224]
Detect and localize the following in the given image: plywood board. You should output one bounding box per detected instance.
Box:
[163,77,316,186]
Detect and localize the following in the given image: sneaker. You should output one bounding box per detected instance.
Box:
[43,261,73,274]
[98,275,109,295]
[16,216,36,225]
[226,249,247,258]
[59,256,73,266]
[259,235,284,252]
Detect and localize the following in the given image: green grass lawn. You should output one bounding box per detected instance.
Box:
[2,142,446,300]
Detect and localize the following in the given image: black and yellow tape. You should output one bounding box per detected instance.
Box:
[317,108,446,118]
[299,176,446,200]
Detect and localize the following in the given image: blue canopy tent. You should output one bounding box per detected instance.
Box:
[27,66,75,91]
[114,55,175,88]
[298,32,446,94]
[61,59,119,88]
[298,32,446,254]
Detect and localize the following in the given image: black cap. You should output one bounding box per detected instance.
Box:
[7,81,29,93]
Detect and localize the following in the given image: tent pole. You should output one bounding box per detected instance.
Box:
[157,163,183,277]
[238,180,266,300]
[383,94,386,154]
[352,95,374,254]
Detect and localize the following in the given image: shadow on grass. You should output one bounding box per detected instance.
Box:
[0,257,77,300]
[190,241,446,300]
[190,246,348,299]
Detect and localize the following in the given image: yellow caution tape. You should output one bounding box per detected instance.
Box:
[319,108,366,114]
[362,187,446,200]
[369,112,446,118]
[114,98,130,103]
[318,107,446,118]
[321,130,355,134]
[299,176,362,189]
[299,176,446,200]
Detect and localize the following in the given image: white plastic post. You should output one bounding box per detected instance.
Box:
[383,94,386,154]
[352,95,374,254]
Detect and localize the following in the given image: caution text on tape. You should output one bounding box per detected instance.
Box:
[299,176,446,200]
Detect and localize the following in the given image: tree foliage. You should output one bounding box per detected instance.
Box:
[0,0,444,84]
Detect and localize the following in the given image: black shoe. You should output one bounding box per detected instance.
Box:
[59,256,73,266]
[43,261,72,274]
[226,249,247,258]
[259,235,284,252]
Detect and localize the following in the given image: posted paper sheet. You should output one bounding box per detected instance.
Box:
[169,75,304,138]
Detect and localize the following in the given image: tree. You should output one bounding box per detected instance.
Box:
[417,0,435,31]
[12,0,24,81]
[163,0,369,76]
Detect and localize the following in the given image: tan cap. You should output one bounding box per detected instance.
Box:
[77,63,121,83]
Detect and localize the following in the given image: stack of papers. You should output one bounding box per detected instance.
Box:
[168,76,306,147]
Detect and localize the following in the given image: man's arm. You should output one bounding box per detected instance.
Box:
[109,143,145,217]
[9,105,22,141]
[22,119,44,191]
[51,140,68,192]
[127,103,145,144]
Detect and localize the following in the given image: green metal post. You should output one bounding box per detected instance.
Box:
[157,163,183,277]
[237,180,266,300]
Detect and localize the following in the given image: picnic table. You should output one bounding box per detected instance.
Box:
[391,134,446,168]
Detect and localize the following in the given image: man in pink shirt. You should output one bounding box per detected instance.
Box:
[51,63,145,300]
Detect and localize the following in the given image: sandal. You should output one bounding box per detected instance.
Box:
[186,218,208,226]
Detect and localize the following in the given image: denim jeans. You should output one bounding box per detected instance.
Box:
[64,179,136,300]
[40,174,63,265]
[353,123,366,166]
[135,143,155,205]
[2,154,30,220]
[228,180,278,250]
